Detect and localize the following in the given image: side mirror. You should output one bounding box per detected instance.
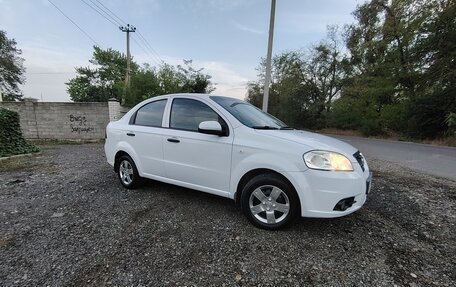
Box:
[198,121,225,136]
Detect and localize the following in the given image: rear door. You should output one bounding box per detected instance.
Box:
[162,97,233,195]
[127,99,167,177]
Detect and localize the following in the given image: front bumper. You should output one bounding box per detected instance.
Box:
[285,165,372,218]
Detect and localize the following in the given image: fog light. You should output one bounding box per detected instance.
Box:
[333,197,356,211]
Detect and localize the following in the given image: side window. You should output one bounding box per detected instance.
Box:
[170,98,223,132]
[133,100,167,127]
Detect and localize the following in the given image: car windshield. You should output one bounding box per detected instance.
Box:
[210,96,290,129]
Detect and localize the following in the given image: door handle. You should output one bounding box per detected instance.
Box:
[167,138,180,143]
[126,132,135,137]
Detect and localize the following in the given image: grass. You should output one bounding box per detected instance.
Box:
[0,154,41,172]
[0,152,58,173]
[420,137,456,147]
[0,238,12,247]
[29,138,105,145]
[319,128,364,137]
[0,139,104,171]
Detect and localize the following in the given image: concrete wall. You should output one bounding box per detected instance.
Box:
[0,99,122,140]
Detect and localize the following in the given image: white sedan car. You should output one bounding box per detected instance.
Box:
[104,93,372,230]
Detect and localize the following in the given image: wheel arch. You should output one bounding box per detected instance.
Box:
[114,150,131,172]
[234,168,300,210]
[111,140,143,175]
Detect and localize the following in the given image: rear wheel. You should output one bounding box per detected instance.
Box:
[117,155,142,189]
[241,173,299,230]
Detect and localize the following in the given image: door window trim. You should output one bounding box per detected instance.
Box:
[168,97,230,136]
[129,99,168,128]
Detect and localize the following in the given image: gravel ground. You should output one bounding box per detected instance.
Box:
[0,144,455,287]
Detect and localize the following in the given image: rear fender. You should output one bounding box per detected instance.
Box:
[114,141,143,176]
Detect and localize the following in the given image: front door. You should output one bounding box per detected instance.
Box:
[162,98,233,195]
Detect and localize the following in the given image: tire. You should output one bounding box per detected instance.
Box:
[240,173,299,230]
[117,155,142,189]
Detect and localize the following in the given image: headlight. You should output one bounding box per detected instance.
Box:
[303,151,353,171]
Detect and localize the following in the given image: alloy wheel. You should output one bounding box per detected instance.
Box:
[249,185,290,224]
[119,160,134,185]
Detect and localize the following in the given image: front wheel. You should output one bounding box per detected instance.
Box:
[117,155,142,189]
[241,173,300,230]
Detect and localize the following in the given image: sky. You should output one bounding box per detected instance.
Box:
[0,0,363,102]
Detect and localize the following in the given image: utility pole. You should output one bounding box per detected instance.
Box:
[262,0,276,112]
[119,24,136,105]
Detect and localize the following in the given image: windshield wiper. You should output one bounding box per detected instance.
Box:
[252,126,279,130]
[280,126,294,130]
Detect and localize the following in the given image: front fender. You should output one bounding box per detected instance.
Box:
[229,150,308,197]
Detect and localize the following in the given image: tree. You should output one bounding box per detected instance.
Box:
[336,0,455,137]
[0,30,25,101]
[67,46,136,102]
[414,0,456,138]
[247,0,454,139]
[125,61,215,107]
[306,26,349,112]
[247,27,347,129]
[177,59,215,94]
[342,0,401,118]
[67,47,215,106]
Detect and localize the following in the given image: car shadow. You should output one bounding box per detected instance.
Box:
[129,178,371,236]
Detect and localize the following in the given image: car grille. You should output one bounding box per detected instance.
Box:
[353,151,365,172]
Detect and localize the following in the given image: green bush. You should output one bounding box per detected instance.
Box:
[445,112,456,137]
[329,96,384,136]
[0,108,39,157]
[380,103,408,133]
[404,90,455,139]
[360,117,382,136]
[327,97,363,130]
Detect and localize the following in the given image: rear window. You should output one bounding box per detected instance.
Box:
[133,100,167,127]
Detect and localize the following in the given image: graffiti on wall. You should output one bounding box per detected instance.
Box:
[69,114,95,133]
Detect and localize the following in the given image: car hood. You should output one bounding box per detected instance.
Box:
[255,129,358,158]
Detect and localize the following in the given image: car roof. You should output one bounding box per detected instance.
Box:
[166,93,231,99]
[145,93,241,103]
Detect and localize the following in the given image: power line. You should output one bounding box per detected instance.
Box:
[90,0,165,65]
[80,0,120,27]
[87,0,122,26]
[133,33,163,66]
[47,0,99,46]
[131,36,162,67]
[93,0,127,26]
[78,0,165,68]
[136,30,165,65]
